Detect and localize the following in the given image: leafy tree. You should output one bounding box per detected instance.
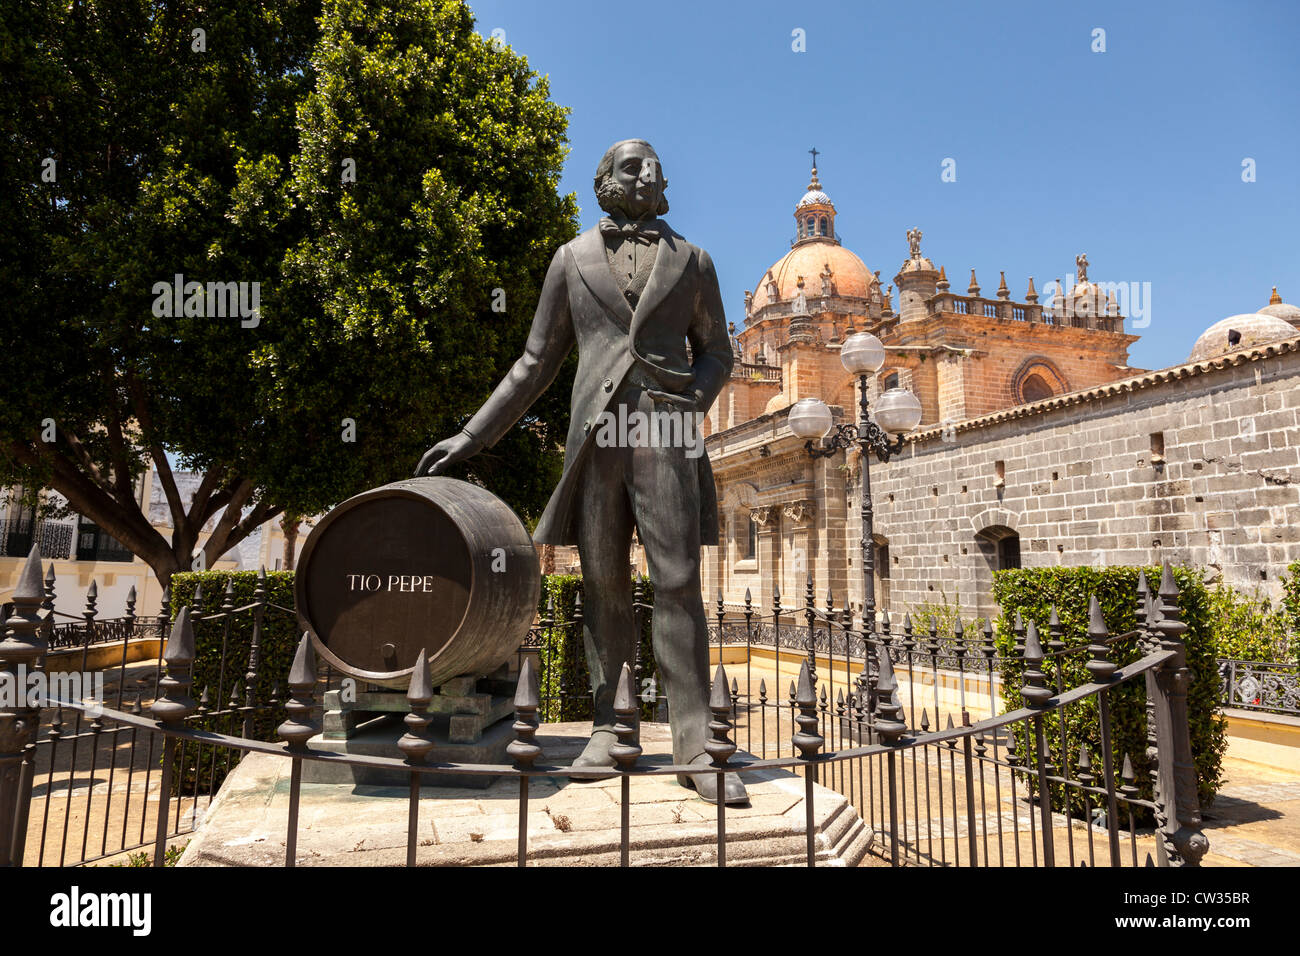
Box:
[0,0,579,584]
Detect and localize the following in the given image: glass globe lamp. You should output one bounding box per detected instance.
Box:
[840,332,886,375]
[787,398,833,440]
[873,388,923,435]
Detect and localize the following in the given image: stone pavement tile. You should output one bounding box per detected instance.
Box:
[617,800,712,825]
[417,798,486,818]
[534,783,619,810]
[434,810,551,844]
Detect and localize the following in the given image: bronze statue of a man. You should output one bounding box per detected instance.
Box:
[417,139,746,804]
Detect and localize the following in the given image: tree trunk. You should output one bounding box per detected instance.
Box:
[282,513,301,571]
[540,543,555,575]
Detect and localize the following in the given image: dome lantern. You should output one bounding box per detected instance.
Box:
[794,148,838,245]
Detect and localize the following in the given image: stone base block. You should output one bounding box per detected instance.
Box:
[300,713,515,789]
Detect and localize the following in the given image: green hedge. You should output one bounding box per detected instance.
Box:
[532,574,659,722]
[165,571,300,795]
[1283,561,1300,666]
[992,566,1226,812]
[1207,583,1292,663]
[167,571,300,740]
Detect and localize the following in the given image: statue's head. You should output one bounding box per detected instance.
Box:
[594,139,669,219]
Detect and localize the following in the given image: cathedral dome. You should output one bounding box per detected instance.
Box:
[749,242,877,314]
[1259,287,1300,326]
[747,157,878,316]
[1188,312,1299,362]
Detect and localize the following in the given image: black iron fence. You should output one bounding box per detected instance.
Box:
[1,545,1210,868]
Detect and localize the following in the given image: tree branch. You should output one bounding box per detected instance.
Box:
[187,468,226,532]
[9,439,169,569]
[59,427,112,494]
[198,478,254,564]
[127,372,187,533]
[206,499,283,567]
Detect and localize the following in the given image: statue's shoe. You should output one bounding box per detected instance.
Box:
[678,754,749,806]
[569,730,619,781]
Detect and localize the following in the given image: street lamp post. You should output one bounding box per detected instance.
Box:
[787,331,923,627]
[788,332,922,735]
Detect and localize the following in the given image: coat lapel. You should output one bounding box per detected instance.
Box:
[571,228,632,330]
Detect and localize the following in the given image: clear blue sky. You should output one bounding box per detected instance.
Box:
[465,0,1299,372]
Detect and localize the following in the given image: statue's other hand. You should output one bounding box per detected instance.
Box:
[646,389,700,411]
[415,431,480,477]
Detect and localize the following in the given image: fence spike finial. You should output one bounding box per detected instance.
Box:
[398,649,435,764]
[792,660,823,759]
[1021,620,1052,706]
[507,656,542,770]
[153,607,197,723]
[1,546,47,676]
[1085,594,1116,681]
[873,645,907,743]
[610,662,642,770]
[705,664,737,767]
[277,634,320,750]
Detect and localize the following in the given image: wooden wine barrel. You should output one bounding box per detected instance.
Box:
[295,477,540,689]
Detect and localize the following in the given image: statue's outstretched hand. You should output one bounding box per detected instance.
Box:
[415,431,481,477]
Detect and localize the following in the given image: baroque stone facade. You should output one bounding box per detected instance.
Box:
[701,162,1300,619]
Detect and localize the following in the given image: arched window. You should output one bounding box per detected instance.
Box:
[1020,373,1053,403]
[807,216,816,236]
[744,516,757,560]
[819,216,828,236]
[1012,359,1068,405]
[976,525,1021,571]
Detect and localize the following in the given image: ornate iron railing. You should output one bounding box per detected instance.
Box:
[0,546,1209,869]
[0,518,74,559]
[1218,659,1299,716]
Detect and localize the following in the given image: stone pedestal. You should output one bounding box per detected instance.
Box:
[180,723,875,867]
[306,666,516,789]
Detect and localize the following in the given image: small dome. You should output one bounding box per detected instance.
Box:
[1260,287,1300,325]
[1261,302,1300,324]
[1188,313,1299,362]
[897,256,937,275]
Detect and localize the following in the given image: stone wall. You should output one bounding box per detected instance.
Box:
[857,339,1300,620]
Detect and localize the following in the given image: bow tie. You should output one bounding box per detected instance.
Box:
[599,217,661,242]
